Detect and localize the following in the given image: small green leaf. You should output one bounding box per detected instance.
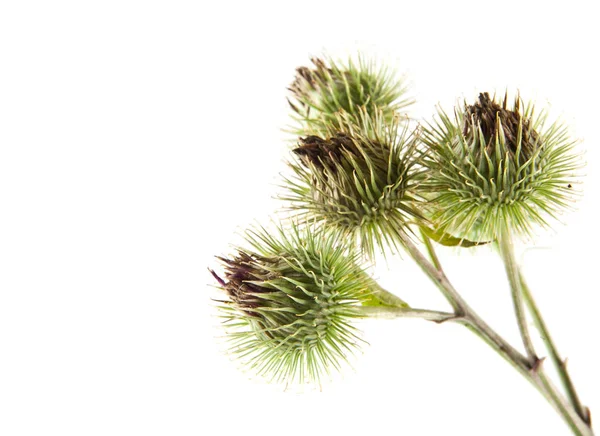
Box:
[420,225,489,248]
[361,277,409,308]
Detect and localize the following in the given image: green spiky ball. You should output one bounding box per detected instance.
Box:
[283,110,424,258]
[422,92,581,242]
[211,225,372,384]
[288,56,413,135]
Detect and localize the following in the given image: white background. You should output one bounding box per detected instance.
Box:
[1,1,599,435]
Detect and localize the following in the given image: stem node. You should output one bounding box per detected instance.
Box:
[530,356,546,375]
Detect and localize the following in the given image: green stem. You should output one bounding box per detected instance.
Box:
[497,225,538,364]
[520,271,591,425]
[420,227,442,270]
[532,366,593,436]
[359,305,456,322]
[398,227,593,435]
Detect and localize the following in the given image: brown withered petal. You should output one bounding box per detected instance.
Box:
[287,58,331,110]
[210,253,278,315]
[293,134,360,170]
[463,92,538,159]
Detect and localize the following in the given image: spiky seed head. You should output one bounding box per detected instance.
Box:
[422,92,582,242]
[282,109,424,258]
[210,224,371,385]
[288,56,413,135]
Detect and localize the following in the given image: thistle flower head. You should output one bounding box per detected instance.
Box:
[283,109,424,258]
[288,56,413,135]
[422,92,581,242]
[210,224,372,384]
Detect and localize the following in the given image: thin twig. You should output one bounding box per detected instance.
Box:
[420,227,442,270]
[532,364,593,436]
[520,272,591,425]
[498,225,538,364]
[359,306,456,322]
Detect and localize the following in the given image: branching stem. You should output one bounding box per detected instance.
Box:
[395,227,593,435]
[394,228,531,370]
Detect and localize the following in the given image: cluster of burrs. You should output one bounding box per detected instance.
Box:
[210,55,590,435]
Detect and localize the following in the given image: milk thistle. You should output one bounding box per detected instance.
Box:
[210,55,593,435]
